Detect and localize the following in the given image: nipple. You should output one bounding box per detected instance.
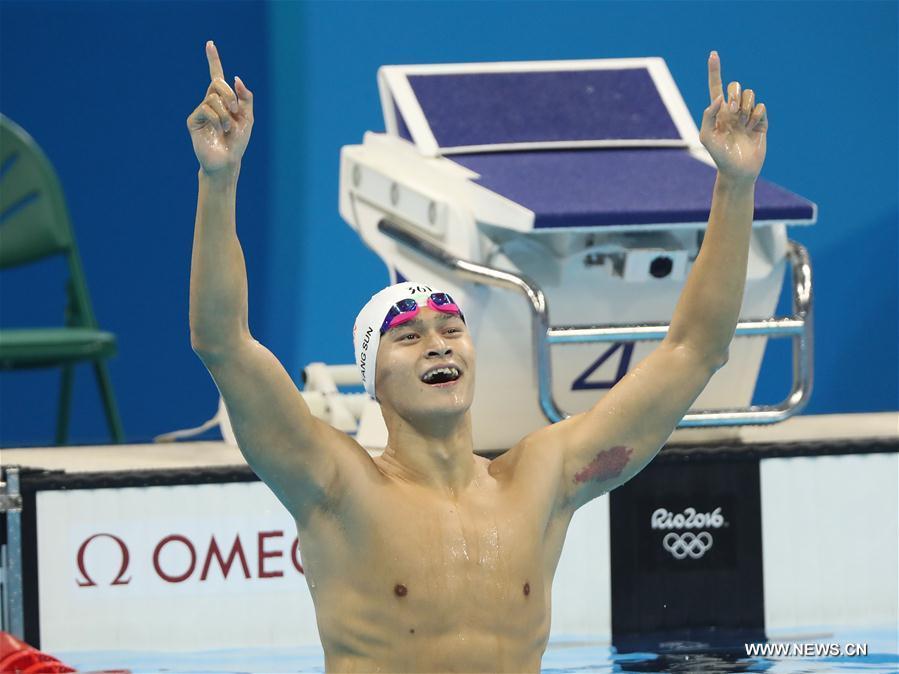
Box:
[394,583,408,597]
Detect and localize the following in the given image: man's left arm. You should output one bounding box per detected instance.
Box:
[521,51,769,513]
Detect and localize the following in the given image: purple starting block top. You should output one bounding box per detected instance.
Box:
[405,68,680,147]
[385,63,816,227]
[451,148,816,228]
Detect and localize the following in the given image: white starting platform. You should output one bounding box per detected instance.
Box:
[335,57,818,451]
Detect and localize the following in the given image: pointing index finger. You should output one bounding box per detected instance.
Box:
[206,40,225,82]
[708,50,723,104]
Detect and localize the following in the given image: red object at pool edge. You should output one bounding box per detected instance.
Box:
[0,632,131,674]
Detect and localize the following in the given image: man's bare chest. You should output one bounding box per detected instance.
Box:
[370,494,542,598]
[299,479,558,620]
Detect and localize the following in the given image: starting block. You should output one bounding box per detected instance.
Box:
[333,58,817,451]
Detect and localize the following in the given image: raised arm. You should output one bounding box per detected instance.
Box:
[514,51,768,513]
[186,41,373,520]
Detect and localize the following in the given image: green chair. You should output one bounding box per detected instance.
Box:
[0,113,124,444]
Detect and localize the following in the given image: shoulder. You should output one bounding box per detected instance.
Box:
[487,429,565,485]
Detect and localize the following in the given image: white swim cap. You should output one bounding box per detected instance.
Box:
[353,282,464,399]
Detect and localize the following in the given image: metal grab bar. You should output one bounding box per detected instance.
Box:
[378,219,813,427]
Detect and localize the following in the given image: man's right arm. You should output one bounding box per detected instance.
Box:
[189,168,373,518]
[186,43,374,520]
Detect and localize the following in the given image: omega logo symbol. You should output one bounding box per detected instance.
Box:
[77,533,132,586]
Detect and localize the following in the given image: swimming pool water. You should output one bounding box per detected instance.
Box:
[55,628,898,674]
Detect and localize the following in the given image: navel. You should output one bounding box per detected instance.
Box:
[523,581,530,597]
[394,583,408,597]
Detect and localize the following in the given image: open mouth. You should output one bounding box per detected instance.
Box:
[420,366,462,386]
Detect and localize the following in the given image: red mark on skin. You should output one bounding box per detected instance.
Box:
[573,446,634,484]
[394,583,408,597]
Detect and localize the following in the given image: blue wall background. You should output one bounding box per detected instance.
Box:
[1,1,896,446]
[0,0,272,445]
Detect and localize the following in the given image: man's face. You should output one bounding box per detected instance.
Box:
[374,306,476,421]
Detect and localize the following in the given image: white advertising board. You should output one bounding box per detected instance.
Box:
[37,482,316,651]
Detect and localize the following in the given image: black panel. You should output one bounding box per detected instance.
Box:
[610,457,765,653]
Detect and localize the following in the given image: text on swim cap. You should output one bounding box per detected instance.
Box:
[359,326,373,384]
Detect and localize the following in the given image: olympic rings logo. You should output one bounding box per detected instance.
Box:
[662,531,713,560]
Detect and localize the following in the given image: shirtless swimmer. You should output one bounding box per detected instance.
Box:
[187,41,767,673]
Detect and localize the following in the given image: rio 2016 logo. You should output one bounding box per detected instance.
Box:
[650,507,728,560]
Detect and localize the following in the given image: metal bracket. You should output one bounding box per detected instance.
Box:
[378,219,813,427]
[0,494,22,512]
[1,467,25,637]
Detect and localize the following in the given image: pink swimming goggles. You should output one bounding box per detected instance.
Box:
[379,292,465,335]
